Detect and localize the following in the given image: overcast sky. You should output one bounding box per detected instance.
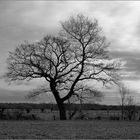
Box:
[0,1,140,104]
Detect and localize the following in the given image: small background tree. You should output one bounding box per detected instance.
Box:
[119,83,137,120]
[126,95,136,120]
[119,83,130,120]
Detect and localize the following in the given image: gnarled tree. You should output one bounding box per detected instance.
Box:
[5,14,119,120]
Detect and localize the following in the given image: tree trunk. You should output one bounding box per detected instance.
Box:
[50,81,67,120]
[57,101,67,120]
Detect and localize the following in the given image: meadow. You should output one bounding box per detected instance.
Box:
[0,104,140,139]
[0,120,140,139]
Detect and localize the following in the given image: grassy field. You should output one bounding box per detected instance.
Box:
[0,120,140,139]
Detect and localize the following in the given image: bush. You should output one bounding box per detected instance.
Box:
[0,109,41,120]
[41,108,45,113]
[94,116,101,120]
[75,112,89,120]
[12,109,24,120]
[20,114,40,120]
[110,116,120,120]
[26,108,32,113]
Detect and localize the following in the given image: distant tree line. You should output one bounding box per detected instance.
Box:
[0,103,138,111]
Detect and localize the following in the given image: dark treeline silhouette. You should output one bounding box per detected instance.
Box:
[0,103,138,111]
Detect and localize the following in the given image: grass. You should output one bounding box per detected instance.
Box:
[0,120,140,139]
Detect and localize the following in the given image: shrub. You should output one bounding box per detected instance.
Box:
[0,109,41,120]
[94,116,101,120]
[26,108,32,113]
[20,114,40,120]
[41,108,45,113]
[110,116,120,120]
[75,112,89,120]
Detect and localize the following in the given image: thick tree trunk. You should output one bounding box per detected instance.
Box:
[57,101,67,120]
[50,80,67,120]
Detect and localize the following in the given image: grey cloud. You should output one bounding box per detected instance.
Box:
[0,88,54,103]
[110,51,140,80]
[88,1,132,17]
[0,1,140,104]
[135,19,140,39]
[0,88,28,103]
[110,51,140,59]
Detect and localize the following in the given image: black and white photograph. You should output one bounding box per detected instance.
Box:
[0,0,140,139]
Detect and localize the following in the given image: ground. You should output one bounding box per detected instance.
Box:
[0,120,140,139]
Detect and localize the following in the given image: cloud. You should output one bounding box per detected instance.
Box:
[110,51,140,80]
[1,1,89,30]
[1,1,140,52]
[0,88,54,103]
[85,2,140,52]
[1,1,140,103]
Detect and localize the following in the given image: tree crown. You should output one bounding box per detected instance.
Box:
[5,14,120,101]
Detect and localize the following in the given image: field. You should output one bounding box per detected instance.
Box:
[1,108,140,139]
[0,120,140,139]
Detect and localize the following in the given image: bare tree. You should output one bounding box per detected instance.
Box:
[119,83,130,120]
[126,95,136,120]
[5,14,119,120]
[127,95,134,106]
